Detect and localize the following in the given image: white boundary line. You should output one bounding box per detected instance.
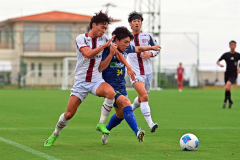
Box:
[0,137,61,160]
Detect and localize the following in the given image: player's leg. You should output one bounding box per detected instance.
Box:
[102,105,124,144]
[222,74,229,108]
[178,77,183,92]
[226,78,234,108]
[44,95,82,146]
[132,96,141,111]
[131,76,143,111]
[95,82,115,134]
[116,95,145,142]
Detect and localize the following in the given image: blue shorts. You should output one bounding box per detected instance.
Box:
[112,85,128,107]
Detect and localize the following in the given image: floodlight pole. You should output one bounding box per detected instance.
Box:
[103,3,116,37]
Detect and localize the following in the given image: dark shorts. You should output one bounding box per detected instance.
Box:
[112,85,128,108]
[224,72,237,84]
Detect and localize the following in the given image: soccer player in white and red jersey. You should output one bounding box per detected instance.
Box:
[44,11,116,146]
[128,11,160,133]
[177,63,184,92]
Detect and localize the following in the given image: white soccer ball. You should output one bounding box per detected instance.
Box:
[180,133,199,151]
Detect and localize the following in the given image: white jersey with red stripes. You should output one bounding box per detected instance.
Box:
[128,32,159,75]
[75,33,109,82]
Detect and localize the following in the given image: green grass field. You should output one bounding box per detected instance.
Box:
[0,89,240,160]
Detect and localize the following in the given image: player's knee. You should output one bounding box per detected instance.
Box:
[225,84,231,91]
[105,88,115,99]
[121,97,131,108]
[225,86,230,91]
[140,93,148,102]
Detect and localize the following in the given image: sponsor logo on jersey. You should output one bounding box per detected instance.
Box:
[98,37,103,41]
[231,57,234,60]
[110,62,124,68]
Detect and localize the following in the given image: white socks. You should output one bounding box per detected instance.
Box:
[140,102,153,128]
[54,113,69,136]
[99,98,114,124]
[132,97,140,111]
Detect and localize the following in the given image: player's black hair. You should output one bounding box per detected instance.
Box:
[89,11,112,29]
[128,11,144,22]
[229,40,237,44]
[112,26,134,42]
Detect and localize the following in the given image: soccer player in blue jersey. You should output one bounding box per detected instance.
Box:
[98,26,161,143]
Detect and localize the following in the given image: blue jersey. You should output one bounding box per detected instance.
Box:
[102,45,136,87]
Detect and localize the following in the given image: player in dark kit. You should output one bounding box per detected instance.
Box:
[217,40,240,108]
[99,26,161,143]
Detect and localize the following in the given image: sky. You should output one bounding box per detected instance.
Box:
[0,0,240,72]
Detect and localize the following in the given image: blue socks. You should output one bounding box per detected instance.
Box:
[106,106,139,136]
[123,106,139,136]
[106,113,123,131]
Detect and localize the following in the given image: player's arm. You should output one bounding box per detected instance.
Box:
[140,34,160,59]
[99,43,117,72]
[216,53,225,67]
[80,35,115,59]
[114,49,136,81]
[135,45,161,53]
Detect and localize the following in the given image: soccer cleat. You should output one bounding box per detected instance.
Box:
[137,129,145,142]
[150,123,158,133]
[44,134,58,147]
[228,102,233,109]
[96,123,110,134]
[102,133,110,144]
[222,102,226,109]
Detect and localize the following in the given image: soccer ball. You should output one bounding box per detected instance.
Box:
[180,133,199,151]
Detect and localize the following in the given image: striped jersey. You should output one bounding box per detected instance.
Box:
[75,33,109,82]
[129,32,159,75]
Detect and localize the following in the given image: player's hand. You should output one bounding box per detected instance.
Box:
[127,67,136,81]
[219,64,224,67]
[102,35,115,48]
[151,45,161,51]
[110,43,117,56]
[140,52,152,59]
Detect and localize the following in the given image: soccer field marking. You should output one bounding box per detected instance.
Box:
[0,137,61,160]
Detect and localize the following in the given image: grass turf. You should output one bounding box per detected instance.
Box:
[0,89,239,160]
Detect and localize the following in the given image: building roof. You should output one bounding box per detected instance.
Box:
[4,11,120,22]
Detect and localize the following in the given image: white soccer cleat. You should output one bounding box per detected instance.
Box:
[150,123,158,133]
[179,89,182,92]
[102,133,110,144]
[137,129,145,142]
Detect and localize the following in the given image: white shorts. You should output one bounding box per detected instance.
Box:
[130,74,152,93]
[70,79,105,101]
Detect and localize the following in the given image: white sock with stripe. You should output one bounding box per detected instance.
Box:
[140,102,154,128]
[99,98,114,124]
[54,113,69,136]
[132,97,140,111]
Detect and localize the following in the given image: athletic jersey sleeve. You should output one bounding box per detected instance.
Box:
[218,53,226,61]
[76,34,88,50]
[125,45,136,54]
[101,47,110,61]
[148,33,159,57]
